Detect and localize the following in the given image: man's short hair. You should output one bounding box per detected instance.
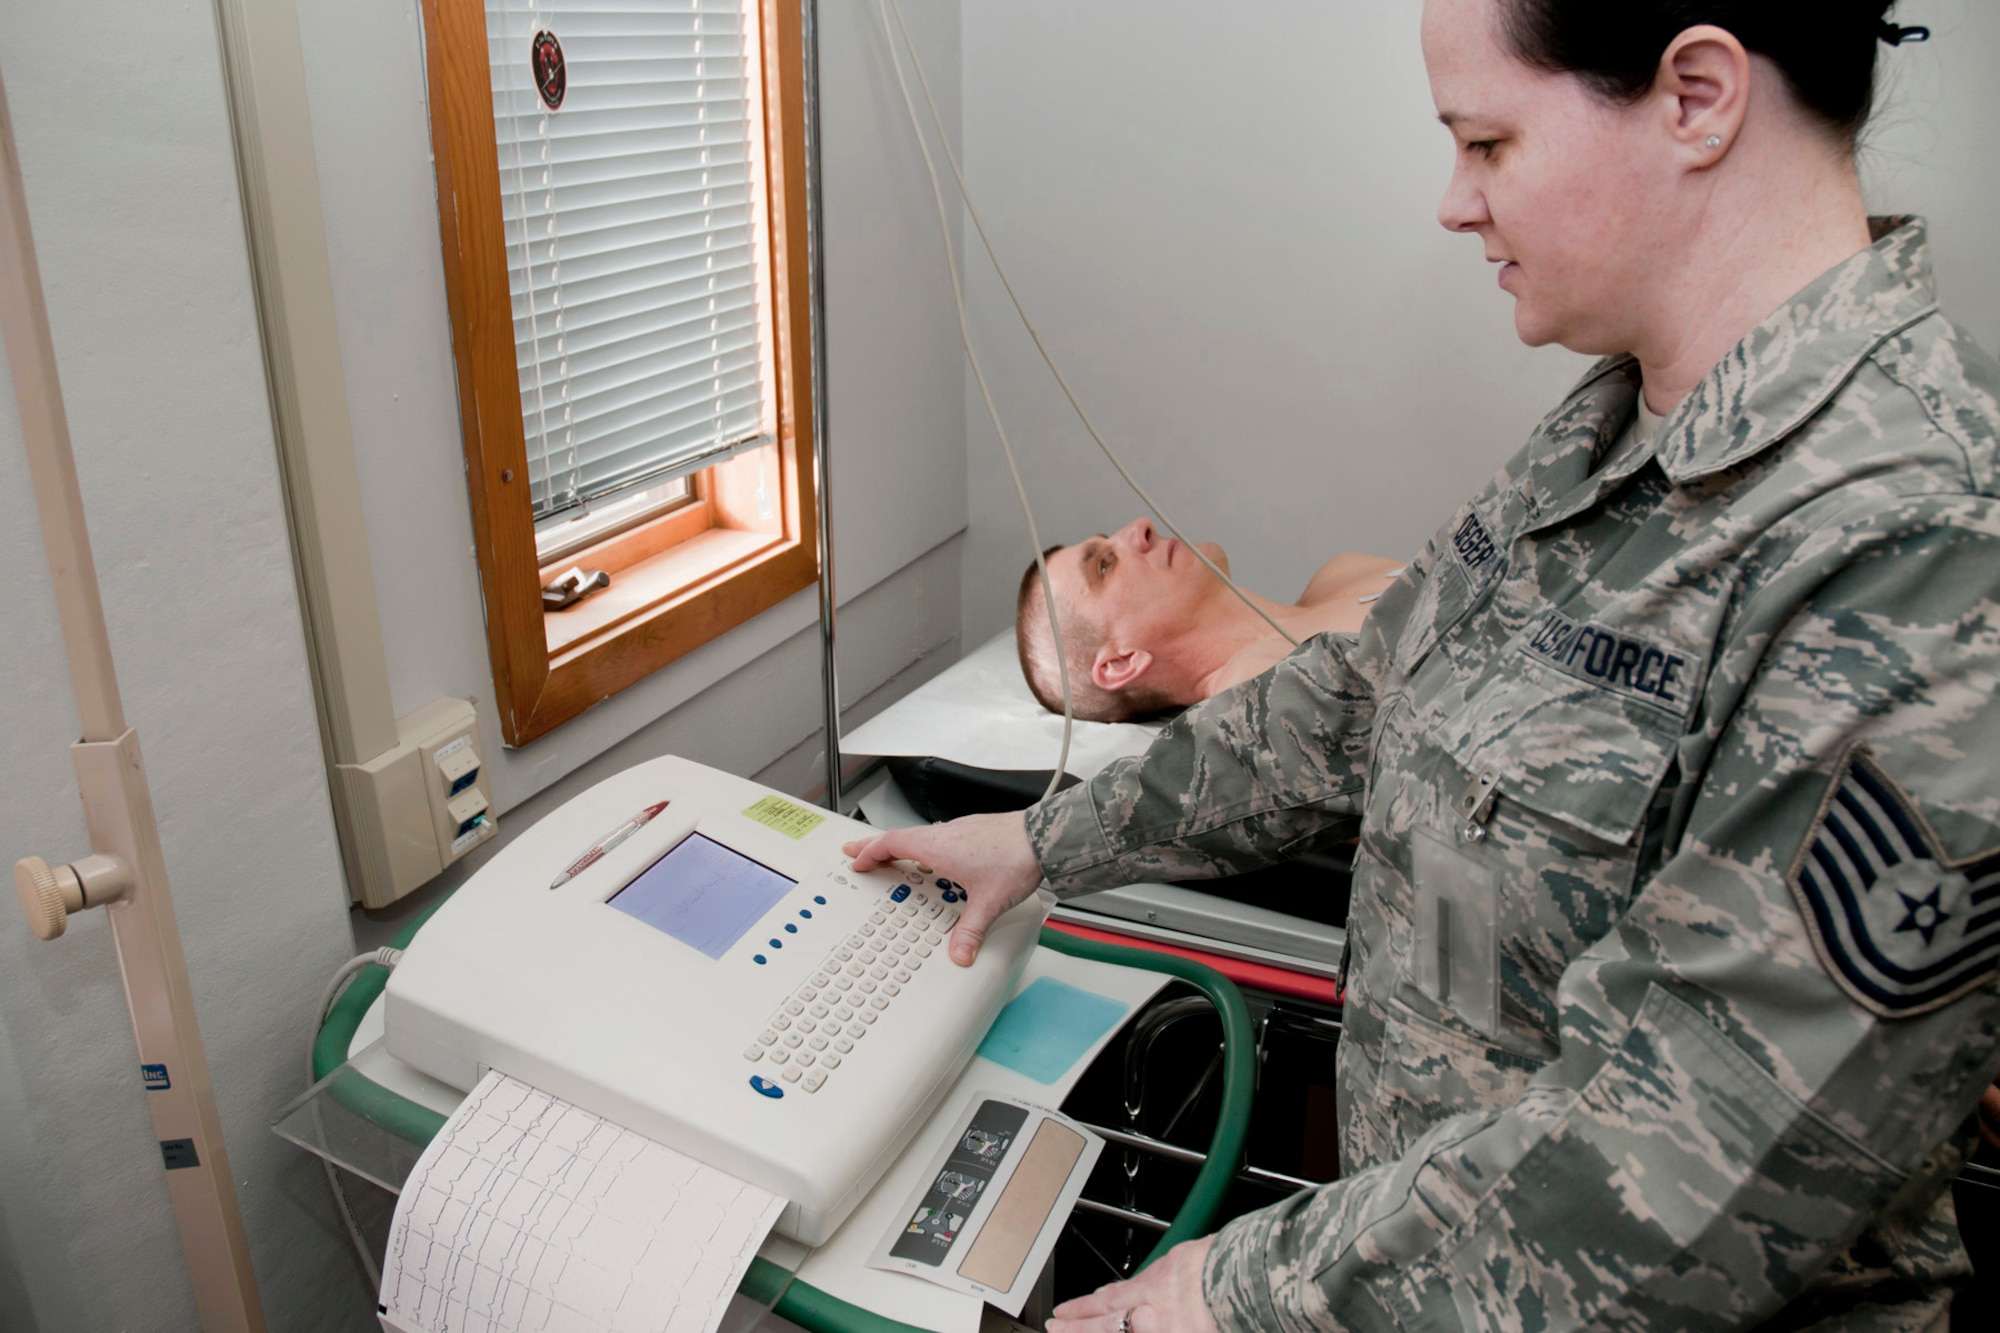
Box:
[1015,549,1174,724]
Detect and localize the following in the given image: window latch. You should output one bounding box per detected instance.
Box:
[541,567,610,611]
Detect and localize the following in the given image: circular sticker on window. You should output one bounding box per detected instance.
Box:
[532,31,566,110]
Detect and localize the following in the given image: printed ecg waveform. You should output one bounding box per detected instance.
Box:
[379,1072,784,1333]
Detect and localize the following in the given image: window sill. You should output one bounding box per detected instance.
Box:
[544,526,784,659]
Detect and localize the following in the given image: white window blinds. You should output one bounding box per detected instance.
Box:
[485,0,777,524]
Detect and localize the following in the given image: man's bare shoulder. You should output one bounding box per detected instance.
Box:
[1298,553,1405,608]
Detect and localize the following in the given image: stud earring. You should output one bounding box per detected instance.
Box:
[1705,135,1723,150]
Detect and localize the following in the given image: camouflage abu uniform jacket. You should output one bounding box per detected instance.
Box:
[1026,219,2000,1331]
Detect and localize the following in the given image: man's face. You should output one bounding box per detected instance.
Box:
[1423,0,1670,355]
[1044,517,1229,686]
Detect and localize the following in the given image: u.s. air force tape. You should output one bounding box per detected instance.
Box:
[1787,746,2000,1018]
[1519,608,1694,716]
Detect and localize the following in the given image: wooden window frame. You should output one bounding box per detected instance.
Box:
[419,0,818,746]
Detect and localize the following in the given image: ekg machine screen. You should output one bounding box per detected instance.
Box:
[608,833,795,960]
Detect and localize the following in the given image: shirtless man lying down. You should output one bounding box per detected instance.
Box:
[1015,517,1403,723]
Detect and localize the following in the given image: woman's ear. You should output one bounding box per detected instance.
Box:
[1655,23,1751,164]
[1093,647,1155,693]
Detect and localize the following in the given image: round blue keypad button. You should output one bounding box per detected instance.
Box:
[813,895,827,905]
[769,939,783,949]
[799,909,813,919]
[753,954,767,965]
[784,923,798,934]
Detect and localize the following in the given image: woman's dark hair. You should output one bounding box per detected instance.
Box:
[1497,2,1927,145]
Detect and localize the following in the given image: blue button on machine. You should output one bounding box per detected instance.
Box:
[784,923,798,934]
[749,1075,784,1099]
[770,938,783,949]
[890,884,911,903]
[942,890,960,904]
[937,878,957,892]
[799,908,813,919]
[753,954,768,965]
[813,895,826,905]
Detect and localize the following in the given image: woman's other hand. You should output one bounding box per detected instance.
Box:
[1978,1075,2000,1155]
[842,811,1043,965]
[1046,1237,1220,1333]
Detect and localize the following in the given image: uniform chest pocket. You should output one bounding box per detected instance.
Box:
[1408,672,1688,1052]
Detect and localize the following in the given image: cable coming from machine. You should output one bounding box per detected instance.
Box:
[874,0,1076,798]
[876,0,1306,669]
[308,947,403,1289]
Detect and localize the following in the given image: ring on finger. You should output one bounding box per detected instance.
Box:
[1115,1309,1135,1333]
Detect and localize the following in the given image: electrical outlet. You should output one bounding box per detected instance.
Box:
[337,697,496,908]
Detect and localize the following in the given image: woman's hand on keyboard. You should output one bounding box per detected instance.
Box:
[843,812,1043,965]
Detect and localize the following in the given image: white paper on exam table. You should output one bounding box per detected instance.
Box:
[379,1071,785,1333]
[840,633,1162,780]
[791,944,1171,1333]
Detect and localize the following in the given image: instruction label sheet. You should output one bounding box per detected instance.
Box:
[868,1092,1103,1313]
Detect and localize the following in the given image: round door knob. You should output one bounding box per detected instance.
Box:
[16,856,82,941]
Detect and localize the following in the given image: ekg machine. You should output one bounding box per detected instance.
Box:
[383,756,1047,1246]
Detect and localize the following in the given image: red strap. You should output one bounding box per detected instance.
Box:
[1044,919,1344,1006]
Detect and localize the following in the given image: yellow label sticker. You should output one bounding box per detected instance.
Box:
[743,794,826,840]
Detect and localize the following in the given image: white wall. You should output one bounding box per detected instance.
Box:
[296,0,971,815]
[0,0,974,1327]
[1862,0,2000,354]
[0,1,974,1325]
[955,1,1586,644]
[0,2,365,1329]
[956,1,2000,646]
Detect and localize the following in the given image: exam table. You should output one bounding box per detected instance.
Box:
[287,906,1258,1332]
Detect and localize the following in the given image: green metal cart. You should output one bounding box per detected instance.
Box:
[306,908,1255,1333]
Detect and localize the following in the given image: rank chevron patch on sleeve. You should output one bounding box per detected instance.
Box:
[1786,747,2000,1018]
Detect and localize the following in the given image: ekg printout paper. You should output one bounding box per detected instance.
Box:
[378,1071,786,1333]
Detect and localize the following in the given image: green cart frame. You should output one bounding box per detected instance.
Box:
[312,911,1255,1333]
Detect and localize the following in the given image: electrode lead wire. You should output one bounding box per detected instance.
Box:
[874,0,1075,798]
[879,0,1303,657]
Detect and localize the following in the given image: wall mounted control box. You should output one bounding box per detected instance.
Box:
[336,697,497,908]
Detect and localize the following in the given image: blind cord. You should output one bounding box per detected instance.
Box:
[878,0,1303,659]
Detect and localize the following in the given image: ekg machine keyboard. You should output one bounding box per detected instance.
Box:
[743,869,966,1094]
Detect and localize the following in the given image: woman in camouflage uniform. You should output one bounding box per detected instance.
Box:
[849,2,2000,1329]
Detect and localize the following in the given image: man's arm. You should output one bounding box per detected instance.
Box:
[1204,505,2000,1331]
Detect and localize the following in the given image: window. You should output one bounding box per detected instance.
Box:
[419,0,818,745]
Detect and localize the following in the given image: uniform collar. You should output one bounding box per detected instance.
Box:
[1651,216,1939,484]
[1514,357,1643,533]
